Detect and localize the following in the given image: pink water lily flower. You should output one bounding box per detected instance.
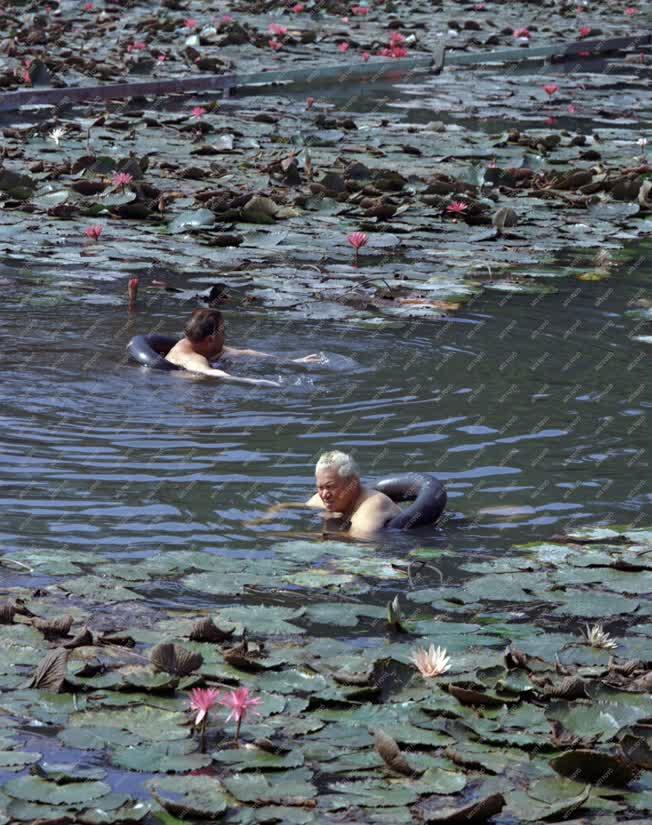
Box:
[579,25,592,37]
[268,23,288,36]
[543,83,559,96]
[292,4,305,12]
[219,687,262,743]
[389,32,406,46]
[306,96,315,109]
[624,7,638,16]
[184,18,199,30]
[347,231,368,250]
[191,106,207,119]
[446,201,468,215]
[84,225,103,241]
[361,51,370,62]
[127,41,146,52]
[189,687,221,726]
[268,38,282,51]
[351,5,369,15]
[84,2,94,11]
[513,27,531,39]
[338,42,350,53]
[112,172,133,188]
[219,687,262,724]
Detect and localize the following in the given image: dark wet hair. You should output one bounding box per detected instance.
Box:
[184,308,224,342]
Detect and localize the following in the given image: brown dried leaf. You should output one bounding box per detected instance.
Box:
[27,648,69,692]
[0,601,16,623]
[447,683,510,707]
[374,730,415,777]
[550,749,638,787]
[189,616,234,643]
[63,627,93,649]
[414,791,505,823]
[504,645,529,670]
[543,675,590,700]
[32,615,73,640]
[150,642,203,677]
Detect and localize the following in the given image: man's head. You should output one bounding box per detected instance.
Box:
[185,308,225,357]
[315,450,361,513]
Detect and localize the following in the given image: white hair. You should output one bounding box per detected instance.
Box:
[315,450,359,479]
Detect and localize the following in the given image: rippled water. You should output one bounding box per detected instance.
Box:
[2,241,650,613]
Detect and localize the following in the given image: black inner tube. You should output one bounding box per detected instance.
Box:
[374,473,447,529]
[127,334,181,371]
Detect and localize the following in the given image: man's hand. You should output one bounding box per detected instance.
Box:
[292,353,324,364]
[252,378,282,388]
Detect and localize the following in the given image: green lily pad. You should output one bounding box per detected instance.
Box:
[112,740,211,773]
[0,751,41,768]
[69,706,189,742]
[148,775,228,818]
[58,726,141,750]
[222,771,316,803]
[217,606,306,636]
[4,776,111,806]
[212,746,304,770]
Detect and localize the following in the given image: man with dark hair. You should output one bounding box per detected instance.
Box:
[165,309,320,387]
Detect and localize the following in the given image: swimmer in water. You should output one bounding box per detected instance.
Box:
[248,451,400,536]
[165,308,322,387]
[305,451,401,537]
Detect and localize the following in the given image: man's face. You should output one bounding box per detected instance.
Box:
[316,468,359,512]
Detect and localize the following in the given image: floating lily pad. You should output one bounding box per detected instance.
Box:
[148,775,229,818]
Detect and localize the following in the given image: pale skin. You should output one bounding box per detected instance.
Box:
[165,323,321,387]
[252,467,400,537]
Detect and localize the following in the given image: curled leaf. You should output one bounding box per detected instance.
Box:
[0,601,16,624]
[543,676,590,701]
[32,615,73,640]
[374,730,416,777]
[550,749,637,787]
[27,648,69,692]
[189,616,234,643]
[63,627,93,649]
[150,643,203,677]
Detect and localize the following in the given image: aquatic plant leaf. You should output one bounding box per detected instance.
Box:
[32,615,73,639]
[150,643,203,677]
[550,749,637,786]
[413,791,505,823]
[188,617,234,643]
[373,730,415,776]
[0,602,16,624]
[113,741,211,773]
[0,751,41,768]
[212,746,304,770]
[222,772,316,804]
[3,776,111,806]
[506,784,590,822]
[58,727,141,751]
[217,605,305,636]
[148,775,228,818]
[33,762,106,783]
[69,706,188,742]
[27,649,69,692]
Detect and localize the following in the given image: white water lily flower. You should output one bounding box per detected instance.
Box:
[582,623,618,650]
[409,644,451,678]
[637,137,648,148]
[48,127,66,146]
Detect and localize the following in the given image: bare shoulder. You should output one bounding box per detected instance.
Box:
[306,492,324,508]
[166,340,205,369]
[357,490,400,516]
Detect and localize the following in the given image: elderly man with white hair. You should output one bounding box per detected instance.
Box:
[305,450,401,536]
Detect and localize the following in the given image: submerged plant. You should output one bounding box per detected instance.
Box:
[409,645,451,678]
[581,624,618,650]
[219,687,262,745]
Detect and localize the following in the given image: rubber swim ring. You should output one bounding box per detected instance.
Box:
[374,473,447,529]
[127,334,181,371]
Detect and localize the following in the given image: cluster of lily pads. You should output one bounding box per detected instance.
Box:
[0,2,650,328]
[0,523,651,823]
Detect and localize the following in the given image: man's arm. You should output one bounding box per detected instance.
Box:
[173,351,280,387]
[223,346,323,364]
